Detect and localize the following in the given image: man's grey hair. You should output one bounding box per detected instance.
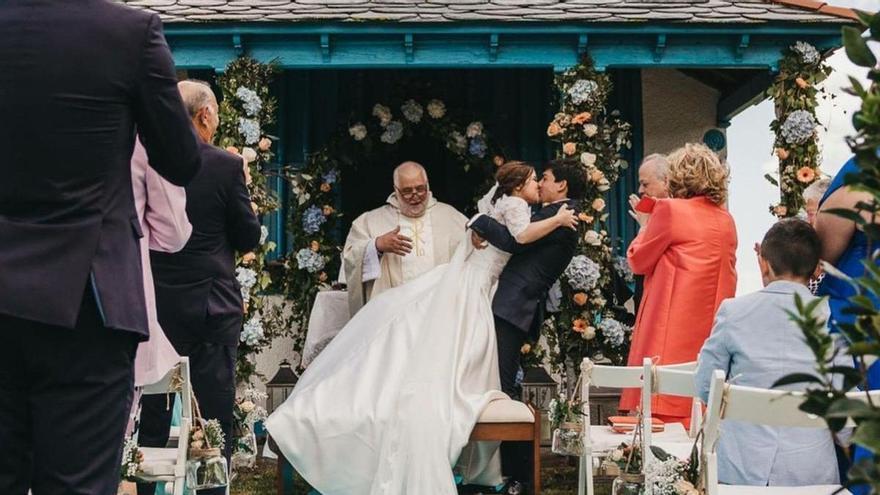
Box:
[640,153,669,180]
[392,161,429,188]
[803,177,831,202]
[178,79,216,118]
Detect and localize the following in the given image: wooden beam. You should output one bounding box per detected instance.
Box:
[717,69,776,122]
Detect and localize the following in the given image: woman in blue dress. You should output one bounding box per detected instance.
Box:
[816,156,880,495]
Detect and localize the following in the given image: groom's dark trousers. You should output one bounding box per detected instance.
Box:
[0,2,201,493]
[470,200,579,487]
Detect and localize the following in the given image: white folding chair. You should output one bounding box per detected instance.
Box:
[701,370,857,495]
[577,358,698,495]
[135,357,194,495]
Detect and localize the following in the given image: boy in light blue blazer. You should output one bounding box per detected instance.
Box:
[695,218,841,486]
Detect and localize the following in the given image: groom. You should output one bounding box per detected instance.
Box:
[469,159,585,493]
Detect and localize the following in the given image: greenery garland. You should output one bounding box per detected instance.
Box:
[283,98,500,369]
[215,56,291,383]
[532,55,634,381]
[766,41,831,218]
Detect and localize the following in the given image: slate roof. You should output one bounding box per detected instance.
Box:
[121,0,856,23]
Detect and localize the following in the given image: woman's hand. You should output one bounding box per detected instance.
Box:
[555,204,579,230]
[628,194,651,228]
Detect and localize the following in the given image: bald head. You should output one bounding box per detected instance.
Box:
[393,161,428,188]
[393,161,430,218]
[178,79,219,143]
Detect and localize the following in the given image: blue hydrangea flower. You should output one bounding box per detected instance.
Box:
[235,86,263,117]
[381,121,404,144]
[468,136,487,158]
[564,255,601,291]
[780,110,817,145]
[235,267,258,302]
[302,205,326,234]
[567,79,599,106]
[241,316,265,346]
[295,248,325,273]
[599,318,630,347]
[322,169,339,185]
[238,117,261,145]
[792,41,820,65]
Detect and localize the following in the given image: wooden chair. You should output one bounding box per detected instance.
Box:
[470,399,542,495]
[701,370,857,495]
[135,357,193,495]
[578,358,699,495]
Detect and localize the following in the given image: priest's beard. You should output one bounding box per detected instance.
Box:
[400,192,430,218]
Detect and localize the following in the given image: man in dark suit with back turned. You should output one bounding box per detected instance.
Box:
[137,80,261,495]
[0,2,201,494]
[469,160,585,495]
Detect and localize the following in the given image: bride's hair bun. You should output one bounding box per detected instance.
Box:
[493,161,534,203]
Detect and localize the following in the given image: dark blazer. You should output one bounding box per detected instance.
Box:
[0,0,201,336]
[151,142,261,346]
[470,200,579,339]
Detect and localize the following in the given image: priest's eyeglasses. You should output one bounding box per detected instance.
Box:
[396,184,428,199]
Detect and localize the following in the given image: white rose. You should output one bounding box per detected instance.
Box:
[241,147,257,163]
[583,124,598,137]
[240,400,256,414]
[466,121,483,138]
[349,123,367,141]
[580,152,597,167]
[597,178,610,192]
[583,326,596,340]
[610,449,624,461]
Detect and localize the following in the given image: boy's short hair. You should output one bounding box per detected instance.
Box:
[760,219,821,279]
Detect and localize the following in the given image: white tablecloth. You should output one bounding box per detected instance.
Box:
[301,290,351,367]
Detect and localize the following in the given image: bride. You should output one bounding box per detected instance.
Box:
[266,161,577,495]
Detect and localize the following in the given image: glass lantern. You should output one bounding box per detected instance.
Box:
[186,453,229,490]
[232,427,258,469]
[521,366,558,446]
[266,359,299,415]
[551,421,584,456]
[611,473,645,495]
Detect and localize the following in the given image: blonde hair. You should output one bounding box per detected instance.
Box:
[666,143,729,205]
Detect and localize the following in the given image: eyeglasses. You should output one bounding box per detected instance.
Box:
[396,184,428,199]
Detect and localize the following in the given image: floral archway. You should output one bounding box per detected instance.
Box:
[283,99,502,366]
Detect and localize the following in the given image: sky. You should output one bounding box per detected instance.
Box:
[727,0,880,294]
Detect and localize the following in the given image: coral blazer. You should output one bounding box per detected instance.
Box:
[619,196,737,418]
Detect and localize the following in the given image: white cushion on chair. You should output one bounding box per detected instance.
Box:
[138,447,179,477]
[477,399,534,423]
[588,422,692,458]
[719,485,849,495]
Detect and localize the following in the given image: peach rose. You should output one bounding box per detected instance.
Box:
[225,146,240,155]
[547,122,563,137]
[571,112,592,125]
[584,230,602,246]
[775,148,790,160]
[589,169,605,183]
[310,240,321,252]
[573,292,588,306]
[795,77,810,89]
[578,212,595,223]
[241,252,257,265]
[319,272,328,282]
[322,205,335,216]
[572,318,588,333]
[796,166,816,183]
[494,155,505,167]
[258,137,272,151]
[520,343,532,354]
[592,198,606,212]
[563,142,577,156]
[320,183,332,193]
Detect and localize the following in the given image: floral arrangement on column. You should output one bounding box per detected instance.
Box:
[283,98,499,369]
[767,41,831,218]
[537,55,633,381]
[216,56,292,383]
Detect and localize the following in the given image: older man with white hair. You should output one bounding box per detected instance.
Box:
[342,161,467,314]
[629,153,670,311]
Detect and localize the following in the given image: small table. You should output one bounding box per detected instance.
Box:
[301,290,351,367]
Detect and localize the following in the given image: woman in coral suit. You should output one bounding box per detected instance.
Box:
[619,143,738,426]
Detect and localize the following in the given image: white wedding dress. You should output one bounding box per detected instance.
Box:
[265,192,531,495]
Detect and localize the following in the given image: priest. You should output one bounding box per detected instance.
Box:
[342,161,467,314]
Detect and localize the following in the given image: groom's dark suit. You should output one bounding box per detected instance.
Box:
[469,199,579,487]
[0,1,201,493]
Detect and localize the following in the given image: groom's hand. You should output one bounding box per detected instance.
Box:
[376,226,413,256]
[471,231,488,250]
